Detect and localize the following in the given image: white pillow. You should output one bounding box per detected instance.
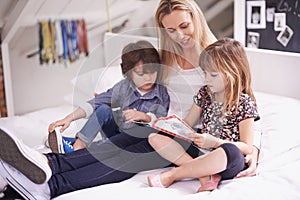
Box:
[69,65,124,106]
[254,92,300,168]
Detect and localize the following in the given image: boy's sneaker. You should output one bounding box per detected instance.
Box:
[62,137,75,153]
[0,128,52,184]
[0,160,50,200]
[48,128,75,153]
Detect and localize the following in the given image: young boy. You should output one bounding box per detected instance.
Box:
[48,40,170,153]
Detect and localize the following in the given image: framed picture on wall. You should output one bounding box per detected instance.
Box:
[247,31,260,48]
[266,6,275,22]
[274,13,286,31]
[247,1,266,29]
[277,25,294,47]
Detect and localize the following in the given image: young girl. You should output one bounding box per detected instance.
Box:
[155,0,260,180]
[48,40,170,153]
[148,38,260,192]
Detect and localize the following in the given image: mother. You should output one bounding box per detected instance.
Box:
[0,0,260,199]
[149,0,260,188]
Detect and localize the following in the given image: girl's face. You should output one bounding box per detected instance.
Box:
[161,10,195,49]
[204,70,226,96]
[131,61,158,93]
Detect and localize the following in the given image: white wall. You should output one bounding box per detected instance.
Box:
[8,25,105,115]
[234,0,300,100]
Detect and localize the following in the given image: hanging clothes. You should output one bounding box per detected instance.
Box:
[66,20,75,63]
[38,22,44,64]
[61,20,69,65]
[71,20,79,59]
[82,19,89,56]
[76,19,89,57]
[38,19,89,66]
[49,21,56,64]
[55,20,64,63]
[42,21,52,63]
[76,19,84,57]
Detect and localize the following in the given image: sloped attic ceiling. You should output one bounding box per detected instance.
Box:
[0,0,234,43]
[0,0,139,43]
[0,0,17,27]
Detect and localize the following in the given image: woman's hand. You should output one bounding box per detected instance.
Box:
[235,147,259,178]
[122,109,150,123]
[48,117,72,133]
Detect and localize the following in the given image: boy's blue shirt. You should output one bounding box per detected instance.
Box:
[87,78,170,128]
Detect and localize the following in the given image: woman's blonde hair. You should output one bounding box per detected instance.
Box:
[199,38,257,113]
[155,0,216,67]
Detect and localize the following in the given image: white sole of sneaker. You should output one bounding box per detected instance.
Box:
[0,161,45,200]
[0,128,49,184]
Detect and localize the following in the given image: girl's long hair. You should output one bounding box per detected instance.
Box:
[155,0,216,68]
[199,38,257,113]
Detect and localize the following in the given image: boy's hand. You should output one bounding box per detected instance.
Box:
[122,109,150,123]
[48,118,71,133]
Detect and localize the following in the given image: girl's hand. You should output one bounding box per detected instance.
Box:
[189,133,219,149]
[189,132,206,147]
[48,118,71,133]
[122,109,150,123]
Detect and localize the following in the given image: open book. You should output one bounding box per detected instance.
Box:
[152,115,194,142]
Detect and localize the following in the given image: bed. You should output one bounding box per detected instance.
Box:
[0,33,300,200]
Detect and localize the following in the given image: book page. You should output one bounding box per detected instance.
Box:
[153,115,194,142]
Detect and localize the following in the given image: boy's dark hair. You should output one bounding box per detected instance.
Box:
[121,40,161,79]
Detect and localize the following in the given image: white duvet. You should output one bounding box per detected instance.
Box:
[0,92,300,200]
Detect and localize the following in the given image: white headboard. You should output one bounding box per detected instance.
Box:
[103,32,300,100]
[246,48,300,100]
[103,32,159,66]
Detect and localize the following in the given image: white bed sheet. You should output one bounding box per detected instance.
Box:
[0,105,85,153]
[0,92,300,200]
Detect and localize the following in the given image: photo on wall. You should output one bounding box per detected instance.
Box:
[266,6,275,22]
[247,32,260,48]
[277,25,294,47]
[247,1,266,29]
[274,13,286,31]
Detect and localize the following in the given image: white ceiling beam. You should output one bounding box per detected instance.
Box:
[204,0,233,22]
